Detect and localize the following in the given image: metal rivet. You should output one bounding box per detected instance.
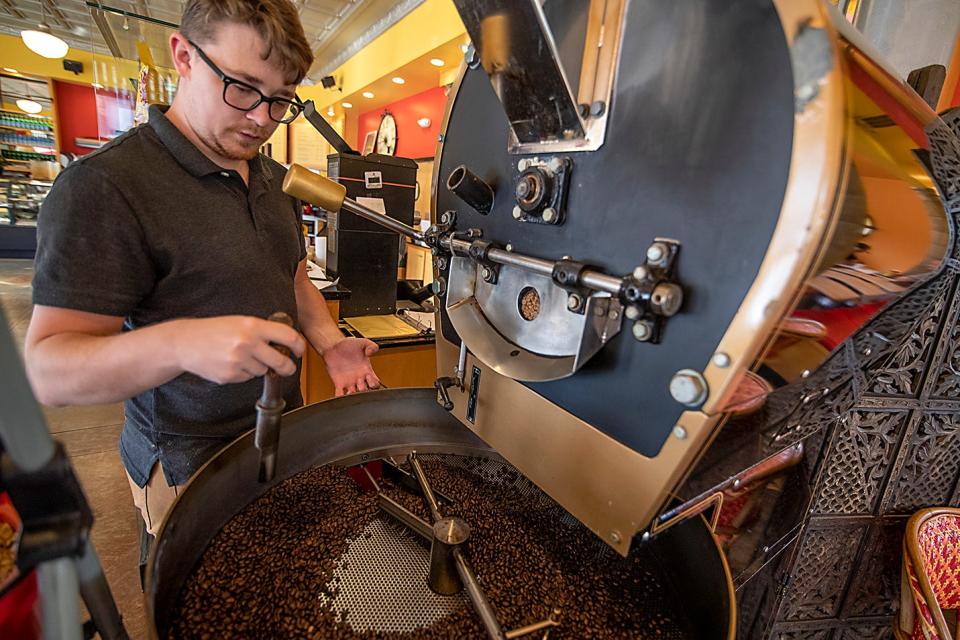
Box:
[672,425,687,440]
[801,369,811,378]
[542,207,558,223]
[512,206,523,220]
[646,243,666,263]
[712,352,731,368]
[633,266,648,281]
[641,531,651,542]
[567,294,582,311]
[608,308,619,320]
[609,530,622,543]
[505,243,514,252]
[625,305,640,320]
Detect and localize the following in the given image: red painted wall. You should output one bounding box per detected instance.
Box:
[53,80,99,156]
[357,85,447,159]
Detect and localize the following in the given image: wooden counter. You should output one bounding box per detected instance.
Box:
[300,299,437,403]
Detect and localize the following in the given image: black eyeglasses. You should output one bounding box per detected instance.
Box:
[188,40,303,124]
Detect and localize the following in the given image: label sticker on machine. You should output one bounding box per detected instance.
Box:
[364,171,383,189]
[467,366,481,423]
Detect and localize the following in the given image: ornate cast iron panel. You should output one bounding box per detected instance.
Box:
[731,110,960,638]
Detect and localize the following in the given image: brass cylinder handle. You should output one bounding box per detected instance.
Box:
[282,164,347,213]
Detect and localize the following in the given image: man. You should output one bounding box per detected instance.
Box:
[24,0,379,536]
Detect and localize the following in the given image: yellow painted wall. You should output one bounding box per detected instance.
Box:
[299,0,465,109]
[0,33,142,85]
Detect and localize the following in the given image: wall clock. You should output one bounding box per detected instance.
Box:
[375,111,398,156]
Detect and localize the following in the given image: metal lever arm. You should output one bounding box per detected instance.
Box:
[283,164,424,242]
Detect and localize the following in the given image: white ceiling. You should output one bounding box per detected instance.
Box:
[0,0,423,81]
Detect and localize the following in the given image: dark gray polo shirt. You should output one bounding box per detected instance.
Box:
[33,104,306,487]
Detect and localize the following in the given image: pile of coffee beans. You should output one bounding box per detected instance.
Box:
[169,456,693,639]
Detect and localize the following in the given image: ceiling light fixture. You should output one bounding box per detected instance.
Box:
[362,91,374,99]
[21,4,68,59]
[391,76,405,85]
[21,27,69,59]
[341,102,353,108]
[16,99,42,114]
[430,58,444,67]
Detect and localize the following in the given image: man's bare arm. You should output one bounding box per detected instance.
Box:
[294,260,380,395]
[24,305,305,407]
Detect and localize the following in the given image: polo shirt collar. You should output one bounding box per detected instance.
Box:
[147,104,272,185]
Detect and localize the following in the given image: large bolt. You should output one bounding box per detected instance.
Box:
[512,206,523,220]
[625,305,641,320]
[646,242,668,264]
[632,321,652,342]
[431,277,447,296]
[567,293,583,311]
[632,266,648,281]
[669,369,708,407]
[542,207,558,223]
[481,266,492,281]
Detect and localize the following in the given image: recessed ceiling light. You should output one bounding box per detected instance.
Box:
[391,76,405,85]
[341,101,353,108]
[362,91,374,98]
[430,58,444,67]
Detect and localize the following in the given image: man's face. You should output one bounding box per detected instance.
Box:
[177,22,298,161]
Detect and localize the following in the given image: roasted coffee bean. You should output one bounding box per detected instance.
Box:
[169,457,688,639]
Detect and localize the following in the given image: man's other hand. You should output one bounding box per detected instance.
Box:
[322,338,381,396]
[176,316,306,384]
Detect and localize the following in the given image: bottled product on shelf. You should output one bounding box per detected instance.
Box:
[1,150,55,162]
[0,111,53,132]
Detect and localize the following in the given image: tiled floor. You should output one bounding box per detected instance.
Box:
[0,259,147,639]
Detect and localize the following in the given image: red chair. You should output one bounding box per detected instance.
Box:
[897,508,960,639]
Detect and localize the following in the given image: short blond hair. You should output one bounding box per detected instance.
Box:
[180,0,314,83]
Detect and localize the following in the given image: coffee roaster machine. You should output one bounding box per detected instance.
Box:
[1,0,956,638]
[147,0,959,637]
